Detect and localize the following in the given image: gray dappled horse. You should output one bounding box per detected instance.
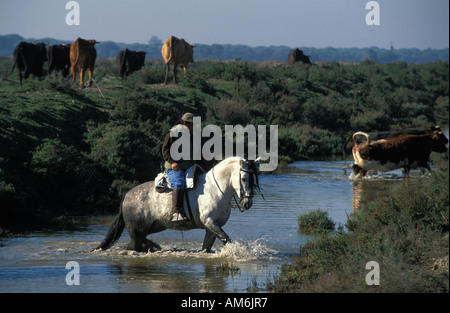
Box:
[94,157,262,253]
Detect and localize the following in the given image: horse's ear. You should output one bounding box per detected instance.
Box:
[254,157,261,167]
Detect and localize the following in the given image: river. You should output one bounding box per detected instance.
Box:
[0,160,404,293]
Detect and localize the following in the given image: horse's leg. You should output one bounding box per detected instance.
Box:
[204,219,231,245]
[201,230,216,253]
[126,221,151,252]
[127,228,163,252]
[127,234,147,252]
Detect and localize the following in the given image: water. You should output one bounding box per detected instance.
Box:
[0,161,404,293]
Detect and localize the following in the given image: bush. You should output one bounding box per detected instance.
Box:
[297,209,336,234]
[87,124,158,181]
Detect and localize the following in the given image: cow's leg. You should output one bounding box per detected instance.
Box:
[18,69,23,86]
[172,63,178,84]
[87,67,94,87]
[71,65,76,84]
[79,67,85,88]
[23,67,31,80]
[164,63,170,84]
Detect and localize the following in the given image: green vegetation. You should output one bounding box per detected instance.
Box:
[271,155,449,292]
[0,56,448,233]
[297,209,335,234]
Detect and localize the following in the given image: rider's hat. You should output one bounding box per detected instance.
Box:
[181,112,194,123]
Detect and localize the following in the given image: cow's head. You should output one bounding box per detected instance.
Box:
[430,130,449,153]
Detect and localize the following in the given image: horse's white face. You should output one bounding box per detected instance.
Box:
[232,160,255,211]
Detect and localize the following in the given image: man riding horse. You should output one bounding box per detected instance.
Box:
[162,112,198,222]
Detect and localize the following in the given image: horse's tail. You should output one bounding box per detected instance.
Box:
[92,201,125,251]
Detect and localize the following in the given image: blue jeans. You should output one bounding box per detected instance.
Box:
[166,169,186,190]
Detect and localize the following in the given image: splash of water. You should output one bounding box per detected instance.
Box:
[91,237,279,262]
[215,238,279,262]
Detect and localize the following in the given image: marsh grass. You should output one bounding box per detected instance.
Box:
[215,261,240,276]
[297,209,336,234]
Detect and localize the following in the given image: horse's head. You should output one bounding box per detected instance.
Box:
[233,158,263,211]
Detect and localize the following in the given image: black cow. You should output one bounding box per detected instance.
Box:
[117,49,147,79]
[288,48,311,65]
[10,42,48,85]
[47,44,71,78]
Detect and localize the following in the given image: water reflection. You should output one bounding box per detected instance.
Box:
[351,179,401,212]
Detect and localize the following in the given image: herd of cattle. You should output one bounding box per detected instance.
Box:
[5,37,448,177]
[7,35,310,88]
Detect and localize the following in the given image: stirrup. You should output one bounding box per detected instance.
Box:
[171,213,189,222]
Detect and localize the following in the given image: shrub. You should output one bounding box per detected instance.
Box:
[297,209,336,234]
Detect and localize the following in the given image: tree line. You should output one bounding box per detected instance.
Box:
[0,34,448,64]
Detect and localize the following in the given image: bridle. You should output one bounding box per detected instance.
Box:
[212,159,259,212]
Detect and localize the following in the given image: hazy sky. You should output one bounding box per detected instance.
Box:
[1,0,448,49]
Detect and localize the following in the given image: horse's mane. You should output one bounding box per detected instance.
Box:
[212,156,263,198]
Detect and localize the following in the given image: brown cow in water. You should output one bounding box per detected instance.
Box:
[9,42,48,85]
[351,126,448,178]
[161,36,194,84]
[70,38,99,88]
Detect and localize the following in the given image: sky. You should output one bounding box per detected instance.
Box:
[0,0,448,49]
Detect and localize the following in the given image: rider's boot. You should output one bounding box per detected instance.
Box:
[171,189,189,222]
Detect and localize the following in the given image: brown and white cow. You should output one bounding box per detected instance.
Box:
[70,37,99,88]
[161,36,194,84]
[352,126,448,177]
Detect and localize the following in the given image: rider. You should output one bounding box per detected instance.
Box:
[162,112,196,222]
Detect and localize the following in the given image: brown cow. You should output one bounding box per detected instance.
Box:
[161,36,194,84]
[70,38,99,88]
[351,126,448,178]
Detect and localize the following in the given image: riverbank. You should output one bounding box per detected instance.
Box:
[269,155,449,292]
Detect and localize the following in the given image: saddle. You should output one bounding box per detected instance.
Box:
[155,163,205,193]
